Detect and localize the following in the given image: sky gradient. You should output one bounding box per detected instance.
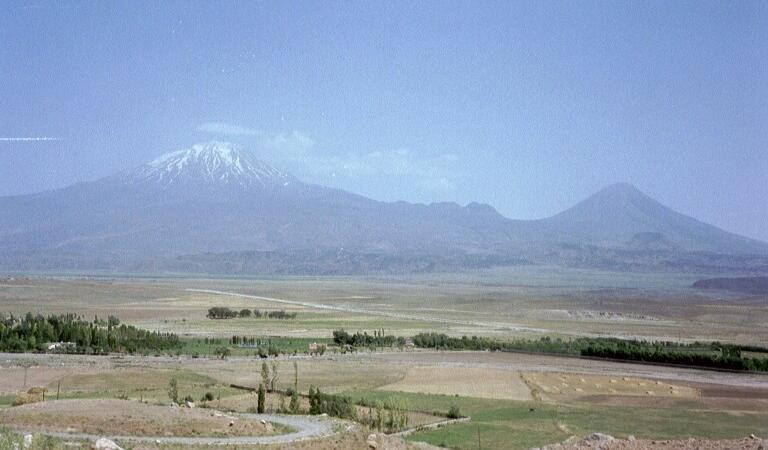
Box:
[1,1,767,241]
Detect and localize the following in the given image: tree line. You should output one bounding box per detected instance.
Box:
[411,333,768,372]
[207,307,297,320]
[0,313,180,354]
[581,339,768,371]
[332,329,406,348]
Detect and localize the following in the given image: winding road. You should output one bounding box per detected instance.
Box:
[14,413,345,446]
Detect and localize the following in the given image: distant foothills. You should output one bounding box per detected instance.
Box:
[1,142,767,275]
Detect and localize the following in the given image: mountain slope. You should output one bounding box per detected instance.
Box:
[536,183,765,254]
[0,142,766,273]
[0,142,515,261]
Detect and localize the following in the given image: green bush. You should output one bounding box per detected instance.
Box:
[307,386,356,420]
[447,404,462,419]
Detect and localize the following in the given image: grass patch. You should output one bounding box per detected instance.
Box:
[39,369,245,405]
[559,404,768,440]
[342,390,768,450]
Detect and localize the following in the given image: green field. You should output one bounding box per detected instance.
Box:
[342,390,768,450]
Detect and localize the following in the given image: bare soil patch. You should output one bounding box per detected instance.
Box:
[127,429,442,450]
[695,382,768,400]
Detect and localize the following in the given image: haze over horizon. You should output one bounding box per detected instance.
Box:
[2,1,767,240]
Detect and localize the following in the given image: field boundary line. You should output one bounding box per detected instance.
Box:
[391,416,471,436]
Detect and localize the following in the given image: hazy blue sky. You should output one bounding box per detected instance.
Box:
[2,1,767,240]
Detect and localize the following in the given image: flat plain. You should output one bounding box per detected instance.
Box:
[1,266,767,449]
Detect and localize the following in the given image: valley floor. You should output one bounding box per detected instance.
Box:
[1,349,767,449]
[1,269,767,449]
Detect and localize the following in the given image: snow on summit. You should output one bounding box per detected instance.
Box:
[129,141,294,188]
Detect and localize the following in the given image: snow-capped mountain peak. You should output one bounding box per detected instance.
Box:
[129,141,294,188]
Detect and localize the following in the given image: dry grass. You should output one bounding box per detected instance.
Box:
[0,399,275,437]
[12,387,48,406]
[188,358,406,394]
[379,366,533,401]
[0,367,78,394]
[214,391,307,413]
[524,372,699,401]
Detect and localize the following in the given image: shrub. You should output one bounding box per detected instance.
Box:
[168,377,178,404]
[257,384,265,413]
[307,386,356,420]
[289,390,300,413]
[207,307,238,319]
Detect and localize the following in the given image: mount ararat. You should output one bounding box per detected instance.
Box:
[1,142,766,274]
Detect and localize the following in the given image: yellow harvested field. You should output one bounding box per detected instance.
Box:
[524,372,699,400]
[379,366,533,401]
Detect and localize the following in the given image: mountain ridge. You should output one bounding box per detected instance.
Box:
[1,142,766,274]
